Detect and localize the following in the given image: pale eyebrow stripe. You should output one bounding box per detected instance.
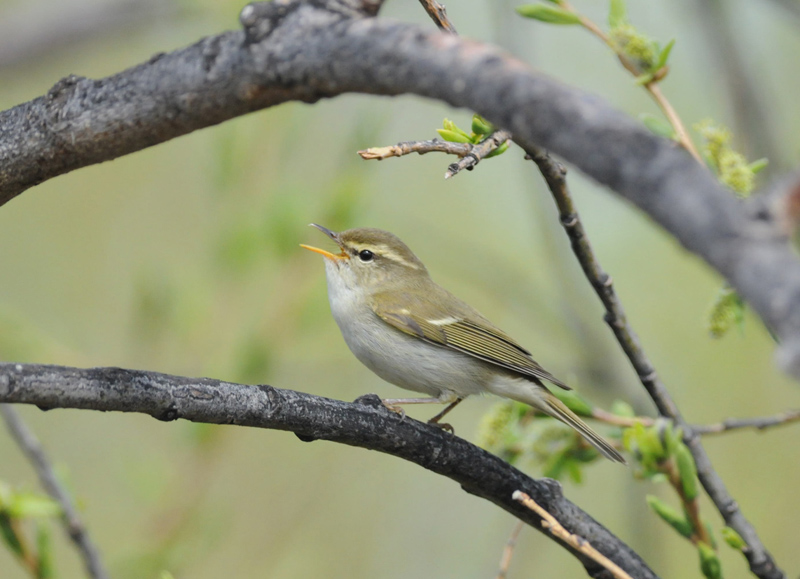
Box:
[351,243,422,269]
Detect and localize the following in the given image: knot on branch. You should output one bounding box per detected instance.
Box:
[353,393,384,409]
[240,0,381,44]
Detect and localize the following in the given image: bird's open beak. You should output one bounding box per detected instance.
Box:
[300,223,348,261]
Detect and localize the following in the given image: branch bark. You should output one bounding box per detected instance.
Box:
[2,0,800,381]
[0,362,658,579]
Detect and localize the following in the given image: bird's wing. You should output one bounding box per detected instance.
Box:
[372,291,571,390]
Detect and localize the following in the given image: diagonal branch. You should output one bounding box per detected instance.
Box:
[416,0,457,33]
[526,145,784,579]
[0,405,109,579]
[0,362,659,579]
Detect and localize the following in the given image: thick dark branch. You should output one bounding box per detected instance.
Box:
[2,0,799,381]
[0,363,657,579]
[0,405,109,579]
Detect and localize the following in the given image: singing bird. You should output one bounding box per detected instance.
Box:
[302,224,625,463]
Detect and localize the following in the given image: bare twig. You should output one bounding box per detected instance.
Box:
[525,146,784,579]
[591,407,800,437]
[359,130,511,179]
[416,0,457,33]
[693,409,800,435]
[358,138,471,160]
[0,405,109,579]
[512,491,634,579]
[444,130,511,179]
[495,520,524,579]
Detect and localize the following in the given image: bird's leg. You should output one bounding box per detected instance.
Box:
[427,397,464,433]
[381,397,443,418]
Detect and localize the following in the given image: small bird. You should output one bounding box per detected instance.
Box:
[301,224,625,463]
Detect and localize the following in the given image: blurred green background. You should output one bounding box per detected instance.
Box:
[1,0,799,577]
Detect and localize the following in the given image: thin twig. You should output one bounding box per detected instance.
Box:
[416,0,457,33]
[0,405,109,579]
[358,138,471,160]
[358,130,512,180]
[445,130,511,179]
[525,146,784,579]
[495,520,524,579]
[512,491,634,579]
[591,407,800,436]
[560,1,703,163]
[693,409,800,435]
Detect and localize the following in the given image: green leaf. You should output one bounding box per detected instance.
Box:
[566,459,584,484]
[638,424,666,461]
[721,526,746,550]
[704,520,718,549]
[749,158,769,174]
[662,422,682,456]
[9,493,61,520]
[471,114,494,135]
[698,542,723,579]
[654,39,675,71]
[516,4,581,24]
[634,71,655,86]
[608,0,628,27]
[551,389,594,417]
[441,118,471,140]
[674,443,699,501]
[485,141,510,158]
[36,523,54,579]
[0,513,24,558]
[708,285,746,339]
[646,495,693,538]
[611,400,635,418]
[640,113,676,139]
[436,129,472,144]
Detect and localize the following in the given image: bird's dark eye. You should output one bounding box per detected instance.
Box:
[358,249,374,262]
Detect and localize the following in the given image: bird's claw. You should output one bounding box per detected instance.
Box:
[429,420,455,434]
[382,402,406,421]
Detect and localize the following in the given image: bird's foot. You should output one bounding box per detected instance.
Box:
[381,401,407,420]
[428,419,455,434]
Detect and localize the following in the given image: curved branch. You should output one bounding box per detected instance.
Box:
[1,0,799,381]
[0,362,658,579]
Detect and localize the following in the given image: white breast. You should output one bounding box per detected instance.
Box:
[323,259,487,400]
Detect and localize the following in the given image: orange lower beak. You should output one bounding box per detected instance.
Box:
[300,244,346,261]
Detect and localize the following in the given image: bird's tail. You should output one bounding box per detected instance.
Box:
[487,378,626,464]
[541,394,627,464]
